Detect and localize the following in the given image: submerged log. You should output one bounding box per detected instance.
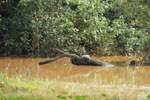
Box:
[39,49,114,67]
[129,60,136,66]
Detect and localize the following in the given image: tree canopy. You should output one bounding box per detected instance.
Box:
[0,0,149,60]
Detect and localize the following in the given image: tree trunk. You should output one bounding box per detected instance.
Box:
[32,32,39,56]
[39,49,114,67]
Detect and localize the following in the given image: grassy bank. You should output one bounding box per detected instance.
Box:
[0,72,150,100]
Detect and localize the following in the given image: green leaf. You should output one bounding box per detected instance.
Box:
[147,95,150,99]
[101,93,107,97]
[75,95,88,100]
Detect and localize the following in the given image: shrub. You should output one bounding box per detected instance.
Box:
[0,0,149,58]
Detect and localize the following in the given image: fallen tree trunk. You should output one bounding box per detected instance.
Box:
[39,49,114,67]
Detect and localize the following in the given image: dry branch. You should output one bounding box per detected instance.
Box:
[39,49,81,65]
[39,48,114,67]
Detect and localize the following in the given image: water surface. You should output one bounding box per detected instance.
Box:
[0,56,150,86]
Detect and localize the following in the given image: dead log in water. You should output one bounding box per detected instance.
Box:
[39,49,114,67]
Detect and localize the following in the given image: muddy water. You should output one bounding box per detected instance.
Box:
[0,56,150,86]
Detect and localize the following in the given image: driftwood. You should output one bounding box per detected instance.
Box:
[39,49,114,67]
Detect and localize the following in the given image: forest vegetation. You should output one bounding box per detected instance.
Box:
[0,0,150,60]
[0,0,150,99]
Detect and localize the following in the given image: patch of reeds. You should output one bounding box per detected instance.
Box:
[0,71,150,100]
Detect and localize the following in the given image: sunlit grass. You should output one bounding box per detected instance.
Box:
[0,72,150,100]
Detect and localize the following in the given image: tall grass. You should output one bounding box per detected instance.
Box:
[0,72,150,100]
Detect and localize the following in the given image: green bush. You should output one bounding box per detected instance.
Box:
[0,0,149,58]
[111,16,149,56]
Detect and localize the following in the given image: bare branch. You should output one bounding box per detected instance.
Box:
[39,48,114,67]
[39,49,81,65]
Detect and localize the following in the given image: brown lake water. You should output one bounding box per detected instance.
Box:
[0,56,150,87]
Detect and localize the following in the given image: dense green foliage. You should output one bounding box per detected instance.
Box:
[0,0,149,58]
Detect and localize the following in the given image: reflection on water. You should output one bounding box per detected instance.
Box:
[0,56,150,86]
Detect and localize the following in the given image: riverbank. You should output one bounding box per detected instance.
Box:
[0,73,150,100]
